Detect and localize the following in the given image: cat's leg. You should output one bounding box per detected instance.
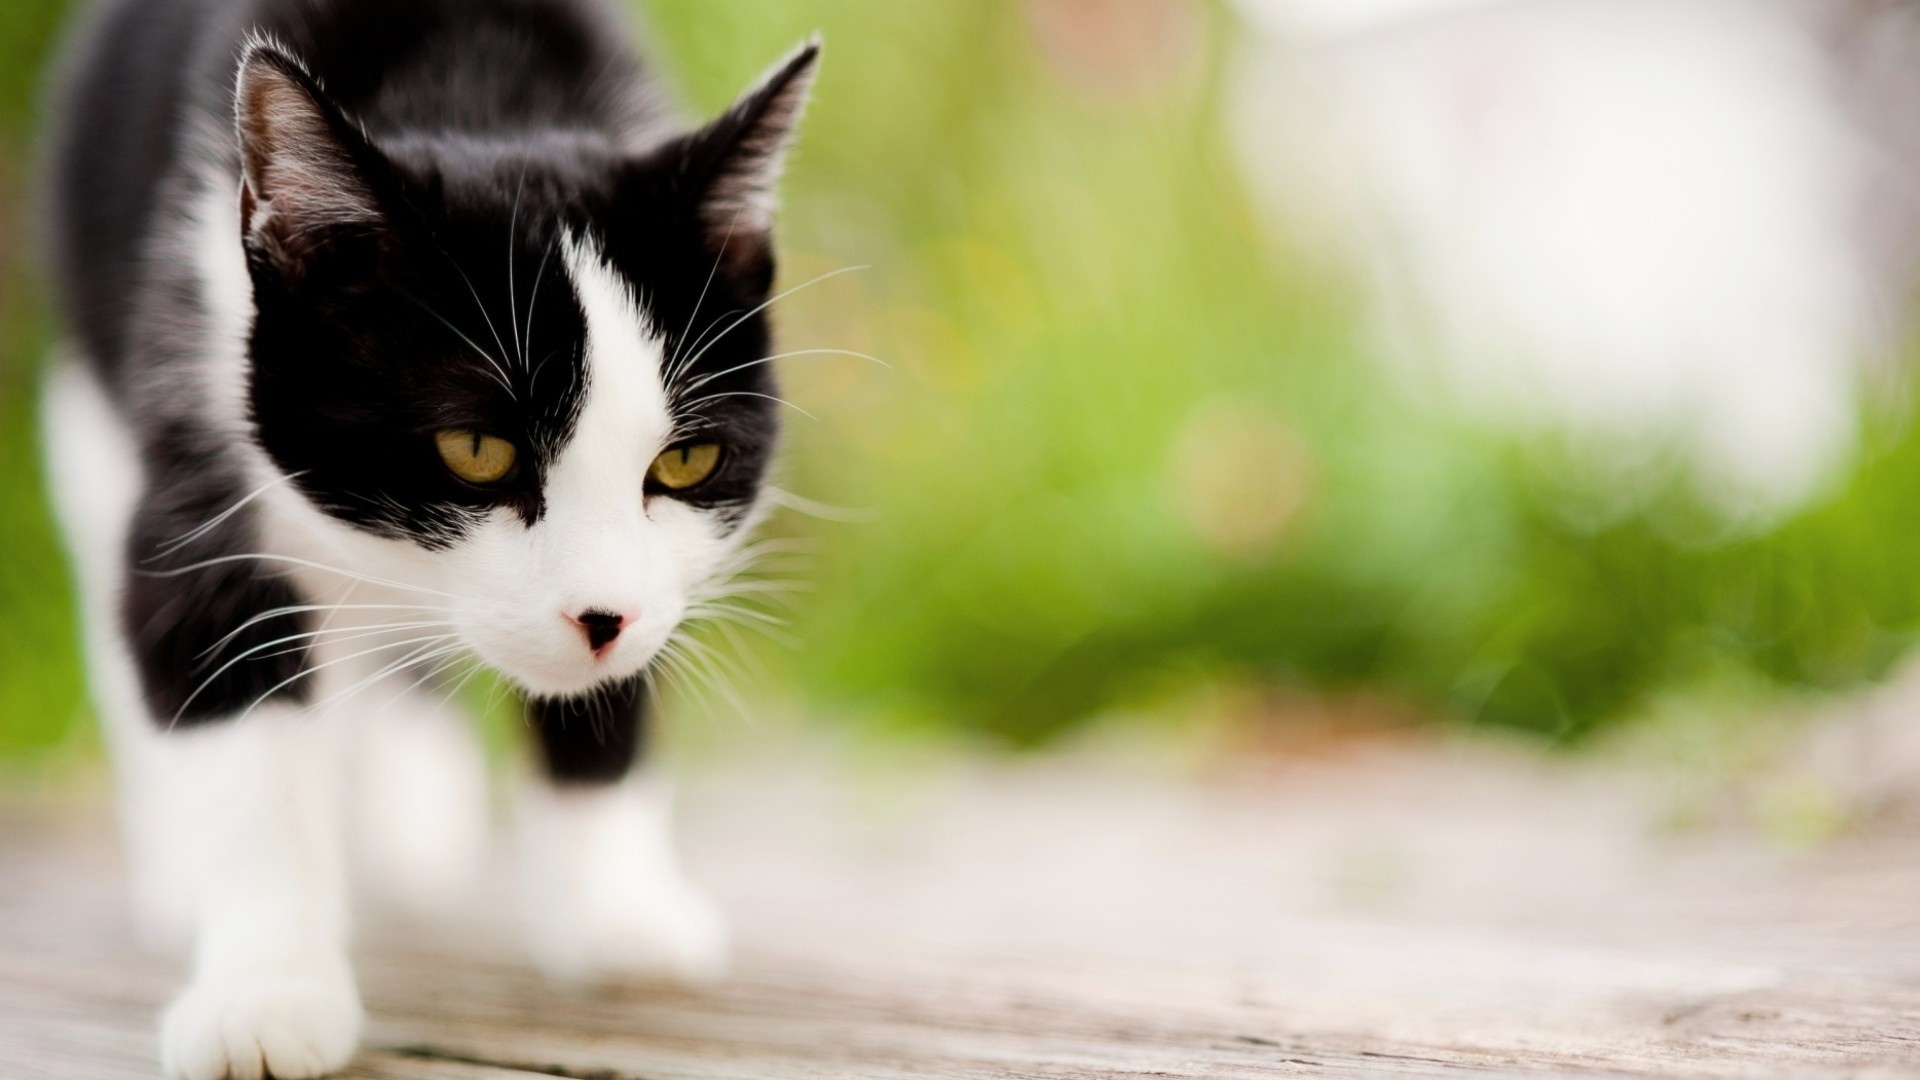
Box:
[151,706,361,1080]
[48,360,362,1078]
[115,471,364,1077]
[348,674,490,915]
[516,677,728,986]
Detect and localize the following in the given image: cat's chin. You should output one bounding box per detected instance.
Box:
[484,651,658,701]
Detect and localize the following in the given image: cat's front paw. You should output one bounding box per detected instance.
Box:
[159,965,363,1080]
[528,873,731,988]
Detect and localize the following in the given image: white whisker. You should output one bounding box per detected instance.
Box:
[200,616,450,668]
[306,639,468,720]
[139,552,464,600]
[681,347,889,395]
[402,291,518,398]
[673,264,869,387]
[523,230,559,367]
[175,630,457,730]
[667,212,742,391]
[766,486,881,523]
[449,258,516,389]
[152,471,309,558]
[201,602,442,658]
[508,162,528,368]
[679,390,816,420]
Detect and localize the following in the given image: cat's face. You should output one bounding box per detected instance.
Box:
[233,42,815,697]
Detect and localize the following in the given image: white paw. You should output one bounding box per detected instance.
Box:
[160,966,363,1080]
[530,873,731,988]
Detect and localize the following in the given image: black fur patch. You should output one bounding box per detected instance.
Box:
[122,437,314,725]
[529,676,648,785]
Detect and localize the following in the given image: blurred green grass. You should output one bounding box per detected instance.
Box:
[3,0,1919,764]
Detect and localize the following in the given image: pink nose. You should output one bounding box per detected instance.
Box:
[572,609,628,654]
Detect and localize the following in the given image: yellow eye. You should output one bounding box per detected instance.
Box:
[648,442,722,491]
[434,429,518,484]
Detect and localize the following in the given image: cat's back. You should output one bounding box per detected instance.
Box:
[44,0,232,384]
[43,0,648,390]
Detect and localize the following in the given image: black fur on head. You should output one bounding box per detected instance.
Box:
[234,30,821,547]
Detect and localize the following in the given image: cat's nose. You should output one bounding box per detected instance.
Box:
[571,609,629,655]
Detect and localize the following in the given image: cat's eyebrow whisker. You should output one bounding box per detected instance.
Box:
[527,345,565,397]
[448,257,516,385]
[678,390,816,420]
[402,291,518,398]
[668,212,743,392]
[681,348,890,396]
[669,306,744,395]
[151,470,309,558]
[675,264,870,379]
[522,228,559,369]
[508,161,528,369]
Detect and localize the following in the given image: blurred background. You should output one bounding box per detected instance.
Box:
[6,0,1920,778]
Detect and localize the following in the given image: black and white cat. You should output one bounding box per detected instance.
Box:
[39,1,817,1075]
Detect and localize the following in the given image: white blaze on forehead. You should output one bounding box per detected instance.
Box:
[557,236,675,505]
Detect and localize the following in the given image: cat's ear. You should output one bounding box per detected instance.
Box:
[664,39,821,292]
[234,42,386,276]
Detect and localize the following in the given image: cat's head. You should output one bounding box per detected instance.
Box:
[230,39,818,698]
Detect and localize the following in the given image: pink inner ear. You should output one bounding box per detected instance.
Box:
[235,50,383,266]
[691,40,821,250]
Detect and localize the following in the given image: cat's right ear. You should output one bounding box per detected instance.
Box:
[234,43,385,277]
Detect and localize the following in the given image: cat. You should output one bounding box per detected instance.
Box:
[37,0,817,1076]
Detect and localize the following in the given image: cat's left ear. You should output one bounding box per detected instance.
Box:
[661,38,821,293]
